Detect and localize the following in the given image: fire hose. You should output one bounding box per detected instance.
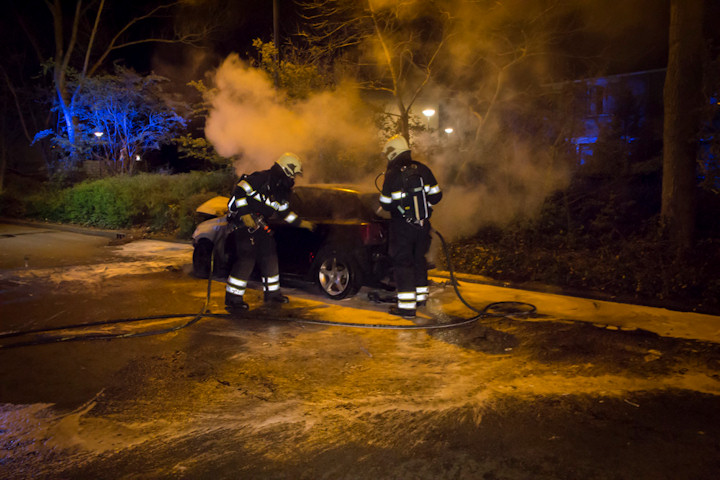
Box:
[0,229,535,349]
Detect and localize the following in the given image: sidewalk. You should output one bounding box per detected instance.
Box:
[429,270,720,344]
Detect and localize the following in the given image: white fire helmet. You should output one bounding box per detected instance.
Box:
[276,152,303,177]
[382,134,410,161]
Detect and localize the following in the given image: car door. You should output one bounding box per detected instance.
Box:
[271,188,326,277]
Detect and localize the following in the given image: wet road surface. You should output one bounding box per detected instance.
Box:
[1,225,720,479]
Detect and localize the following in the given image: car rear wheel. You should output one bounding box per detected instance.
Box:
[192,239,214,279]
[314,248,362,299]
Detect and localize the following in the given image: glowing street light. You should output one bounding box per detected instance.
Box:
[93,131,104,137]
[422,108,435,130]
[444,127,454,134]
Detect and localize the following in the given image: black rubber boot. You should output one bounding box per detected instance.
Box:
[225,292,249,313]
[389,305,416,319]
[264,292,289,304]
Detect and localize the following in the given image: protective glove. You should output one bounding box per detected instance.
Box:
[299,220,315,231]
[241,214,258,229]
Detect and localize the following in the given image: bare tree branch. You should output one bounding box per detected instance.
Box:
[83,0,104,76]
[88,2,202,76]
[1,68,33,142]
[14,7,45,64]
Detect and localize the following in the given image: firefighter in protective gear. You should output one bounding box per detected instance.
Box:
[379,135,442,319]
[225,152,314,312]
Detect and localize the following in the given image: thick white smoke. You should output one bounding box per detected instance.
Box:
[412,89,571,241]
[427,143,570,241]
[204,54,379,180]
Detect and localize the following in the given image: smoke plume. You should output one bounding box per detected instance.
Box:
[204,54,379,180]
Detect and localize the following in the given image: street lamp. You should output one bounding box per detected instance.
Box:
[444,127,454,134]
[93,131,103,138]
[422,108,435,130]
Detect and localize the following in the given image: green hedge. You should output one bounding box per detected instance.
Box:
[4,170,235,239]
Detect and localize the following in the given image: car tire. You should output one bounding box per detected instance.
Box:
[314,248,362,300]
[192,239,214,279]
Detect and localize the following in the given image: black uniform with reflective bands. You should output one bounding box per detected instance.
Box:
[379,151,442,317]
[225,164,302,310]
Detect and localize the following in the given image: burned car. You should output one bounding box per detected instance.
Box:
[192,184,393,299]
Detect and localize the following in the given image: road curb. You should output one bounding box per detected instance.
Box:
[0,217,190,244]
[428,269,720,317]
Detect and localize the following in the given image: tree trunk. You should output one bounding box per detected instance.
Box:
[56,83,77,152]
[0,99,6,194]
[397,102,410,141]
[50,0,82,168]
[661,0,704,251]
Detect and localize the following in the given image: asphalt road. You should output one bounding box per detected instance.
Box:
[1,222,720,479]
[0,222,113,269]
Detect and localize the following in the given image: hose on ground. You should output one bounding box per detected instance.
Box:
[434,229,535,316]
[0,229,536,349]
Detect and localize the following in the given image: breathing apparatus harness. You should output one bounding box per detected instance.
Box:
[397,163,429,226]
[0,174,536,350]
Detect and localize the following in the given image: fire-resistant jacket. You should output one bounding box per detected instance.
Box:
[227,168,303,227]
[379,153,442,220]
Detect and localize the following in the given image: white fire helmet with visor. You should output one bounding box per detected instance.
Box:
[276,152,303,178]
[382,134,410,162]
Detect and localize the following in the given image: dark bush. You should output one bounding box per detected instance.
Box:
[444,185,720,315]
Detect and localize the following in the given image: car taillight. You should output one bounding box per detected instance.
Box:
[361,222,385,245]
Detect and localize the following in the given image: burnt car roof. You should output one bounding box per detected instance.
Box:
[290,184,382,222]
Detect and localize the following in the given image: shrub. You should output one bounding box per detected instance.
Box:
[13,169,235,235]
[444,189,720,314]
[0,192,26,217]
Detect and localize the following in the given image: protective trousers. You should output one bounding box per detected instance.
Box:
[225,227,280,305]
[388,217,431,314]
